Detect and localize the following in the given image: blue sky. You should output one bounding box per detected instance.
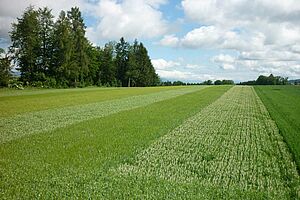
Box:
[1,0,300,82]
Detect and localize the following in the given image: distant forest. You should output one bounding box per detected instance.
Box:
[239,74,289,85]
[0,6,159,88]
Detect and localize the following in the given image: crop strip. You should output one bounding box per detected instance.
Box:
[108,86,299,199]
[0,86,206,143]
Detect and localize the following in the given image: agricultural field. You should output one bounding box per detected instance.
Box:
[255,86,300,172]
[0,86,299,199]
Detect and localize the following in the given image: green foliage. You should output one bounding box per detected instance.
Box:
[214,80,222,85]
[240,74,289,85]
[127,40,159,87]
[9,7,160,88]
[214,79,234,85]
[0,48,12,87]
[67,7,89,85]
[115,37,130,86]
[202,80,213,85]
[10,6,40,83]
[255,86,300,173]
[7,78,23,89]
[172,80,186,86]
[37,7,54,78]
[99,43,116,86]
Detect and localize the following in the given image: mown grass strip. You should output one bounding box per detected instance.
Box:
[0,86,185,118]
[0,86,205,143]
[255,86,300,173]
[106,86,299,199]
[0,86,231,199]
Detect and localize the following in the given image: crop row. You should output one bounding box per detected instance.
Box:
[0,86,206,143]
[108,86,299,199]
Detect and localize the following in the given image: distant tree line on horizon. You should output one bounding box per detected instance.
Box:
[160,75,292,86]
[239,74,289,85]
[0,6,159,88]
[160,79,234,86]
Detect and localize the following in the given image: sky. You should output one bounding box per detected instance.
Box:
[0,0,300,82]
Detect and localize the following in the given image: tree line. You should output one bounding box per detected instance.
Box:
[239,74,289,85]
[2,6,159,88]
[159,79,234,86]
[201,79,234,85]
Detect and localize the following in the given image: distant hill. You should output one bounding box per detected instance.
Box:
[289,79,300,84]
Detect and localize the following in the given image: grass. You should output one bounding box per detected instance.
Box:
[255,85,300,172]
[0,86,205,143]
[104,86,299,199]
[0,86,231,199]
[0,86,186,118]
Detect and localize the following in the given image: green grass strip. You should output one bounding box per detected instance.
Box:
[255,86,300,173]
[0,86,185,117]
[0,86,205,143]
[0,86,230,199]
[106,86,299,199]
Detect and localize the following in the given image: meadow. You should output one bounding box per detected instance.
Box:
[255,86,300,172]
[0,85,299,199]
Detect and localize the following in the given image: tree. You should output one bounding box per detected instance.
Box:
[51,10,73,86]
[256,75,269,85]
[37,7,54,78]
[127,41,159,86]
[221,80,234,85]
[10,6,40,83]
[115,37,129,86]
[86,45,101,85]
[173,81,186,86]
[8,6,161,88]
[214,80,222,85]
[0,48,12,87]
[137,43,159,86]
[127,39,140,87]
[203,80,213,85]
[100,43,116,86]
[240,74,289,85]
[67,7,90,86]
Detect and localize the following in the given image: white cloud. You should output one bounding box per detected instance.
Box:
[157,68,234,82]
[185,64,200,69]
[181,26,222,48]
[153,58,214,81]
[181,0,300,27]
[0,0,169,47]
[212,54,236,70]
[167,0,300,78]
[87,0,169,42]
[152,58,206,71]
[157,69,193,80]
[152,58,180,70]
[211,52,300,78]
[159,34,179,47]
[160,26,266,51]
[0,0,85,47]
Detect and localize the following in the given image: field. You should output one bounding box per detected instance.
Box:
[0,86,299,199]
[255,86,300,172]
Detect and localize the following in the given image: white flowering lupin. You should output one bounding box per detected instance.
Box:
[111,86,299,199]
